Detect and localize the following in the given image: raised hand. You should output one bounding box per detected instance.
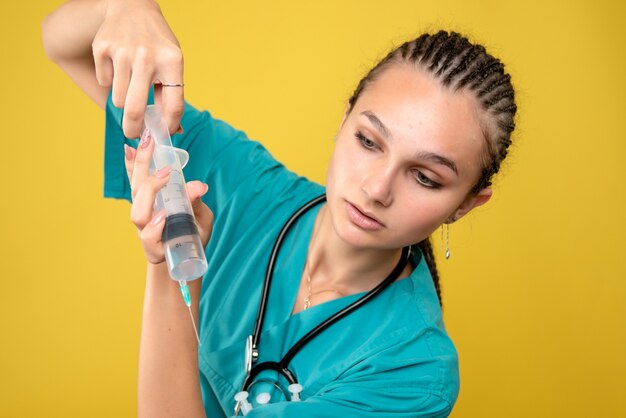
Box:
[92,0,185,138]
[124,129,213,265]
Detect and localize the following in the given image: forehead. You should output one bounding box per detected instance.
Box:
[352,64,486,176]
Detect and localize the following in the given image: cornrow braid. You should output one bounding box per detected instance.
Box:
[347,31,517,305]
[417,238,442,305]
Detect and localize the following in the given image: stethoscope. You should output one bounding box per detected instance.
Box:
[233,194,411,415]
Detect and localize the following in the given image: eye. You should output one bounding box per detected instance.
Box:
[355,131,378,150]
[414,170,441,189]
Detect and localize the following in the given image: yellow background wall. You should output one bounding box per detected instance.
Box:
[1,0,624,416]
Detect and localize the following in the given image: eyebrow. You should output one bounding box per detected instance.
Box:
[361,111,392,139]
[360,110,459,176]
[415,152,459,176]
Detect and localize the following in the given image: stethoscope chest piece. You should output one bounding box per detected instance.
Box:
[244,335,258,374]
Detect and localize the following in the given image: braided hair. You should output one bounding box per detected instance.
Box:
[347,31,517,305]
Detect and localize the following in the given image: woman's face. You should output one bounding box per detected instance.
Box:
[325,64,493,250]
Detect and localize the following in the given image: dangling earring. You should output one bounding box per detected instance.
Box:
[442,223,450,260]
[441,218,455,260]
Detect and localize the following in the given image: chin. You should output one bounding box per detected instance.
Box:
[332,211,392,250]
[338,226,379,249]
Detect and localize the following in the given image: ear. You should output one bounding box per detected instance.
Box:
[449,188,493,222]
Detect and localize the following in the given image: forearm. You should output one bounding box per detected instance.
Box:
[138,261,205,418]
[42,0,110,107]
[42,0,107,61]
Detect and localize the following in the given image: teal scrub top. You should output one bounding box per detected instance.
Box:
[103,91,460,417]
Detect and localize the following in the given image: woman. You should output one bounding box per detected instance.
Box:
[43,1,516,416]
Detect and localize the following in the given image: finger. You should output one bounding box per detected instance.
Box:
[155,56,184,135]
[124,144,137,188]
[130,173,171,229]
[123,62,153,140]
[186,181,209,206]
[186,181,213,239]
[93,51,114,87]
[130,129,157,199]
[153,83,183,135]
[111,56,131,110]
[139,208,167,263]
[161,84,184,136]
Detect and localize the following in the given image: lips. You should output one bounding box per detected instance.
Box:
[345,201,385,230]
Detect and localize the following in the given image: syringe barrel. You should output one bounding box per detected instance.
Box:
[144,105,208,282]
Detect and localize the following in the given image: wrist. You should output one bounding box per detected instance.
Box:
[105,0,161,16]
[147,259,169,272]
[145,261,178,301]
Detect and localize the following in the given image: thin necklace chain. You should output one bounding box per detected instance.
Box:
[302,207,345,310]
[303,260,345,310]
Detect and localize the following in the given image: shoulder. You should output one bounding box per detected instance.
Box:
[297,254,460,412]
[338,248,460,407]
[405,248,459,406]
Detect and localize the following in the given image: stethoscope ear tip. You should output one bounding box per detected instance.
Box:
[233,382,305,414]
[287,383,303,401]
[234,391,249,402]
[234,391,253,415]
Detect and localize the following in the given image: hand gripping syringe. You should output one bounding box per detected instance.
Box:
[144,104,207,344]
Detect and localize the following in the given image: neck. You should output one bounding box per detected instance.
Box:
[306,204,406,294]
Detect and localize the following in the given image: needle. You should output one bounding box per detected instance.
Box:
[179,281,201,345]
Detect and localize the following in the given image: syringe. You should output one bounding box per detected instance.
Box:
[144,104,207,345]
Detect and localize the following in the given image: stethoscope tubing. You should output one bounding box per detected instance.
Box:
[242,193,412,394]
[279,245,410,367]
[251,194,327,349]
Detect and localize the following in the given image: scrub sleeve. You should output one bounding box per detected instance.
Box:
[102,91,460,417]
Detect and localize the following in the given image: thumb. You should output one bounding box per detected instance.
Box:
[187,180,209,207]
[186,180,213,228]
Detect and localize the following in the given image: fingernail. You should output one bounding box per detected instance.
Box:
[175,125,184,135]
[124,144,134,160]
[140,130,151,148]
[155,166,171,178]
[202,184,209,195]
[151,210,165,225]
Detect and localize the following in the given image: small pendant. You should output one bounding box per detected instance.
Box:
[445,248,450,259]
[303,297,311,310]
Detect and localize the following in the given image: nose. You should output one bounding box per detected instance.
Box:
[360,163,394,207]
